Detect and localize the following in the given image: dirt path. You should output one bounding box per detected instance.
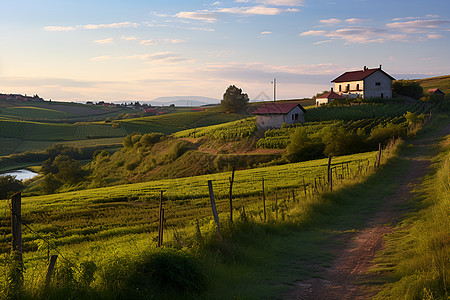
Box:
[285,123,450,300]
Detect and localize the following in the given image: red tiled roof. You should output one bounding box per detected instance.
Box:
[331,67,395,83]
[252,102,306,115]
[427,88,445,95]
[317,91,344,99]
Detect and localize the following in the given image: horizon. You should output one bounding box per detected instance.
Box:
[1,0,449,102]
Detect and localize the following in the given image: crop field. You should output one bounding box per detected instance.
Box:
[0,149,379,274]
[256,102,432,149]
[118,110,246,135]
[174,117,257,140]
[0,106,73,120]
[305,101,431,122]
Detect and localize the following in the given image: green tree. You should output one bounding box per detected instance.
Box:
[321,124,365,156]
[41,174,62,194]
[0,175,23,199]
[221,85,249,113]
[393,80,423,99]
[285,127,324,162]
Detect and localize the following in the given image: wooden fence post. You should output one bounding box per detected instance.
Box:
[229,166,235,225]
[262,178,266,221]
[377,142,382,168]
[208,180,221,237]
[11,192,22,255]
[157,191,164,247]
[45,255,58,287]
[327,156,332,192]
[275,193,278,220]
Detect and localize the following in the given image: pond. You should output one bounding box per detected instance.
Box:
[0,169,39,181]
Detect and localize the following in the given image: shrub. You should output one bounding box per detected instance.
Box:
[140,132,164,147]
[136,249,207,293]
[321,124,366,156]
[393,80,423,99]
[285,127,324,162]
[0,175,23,199]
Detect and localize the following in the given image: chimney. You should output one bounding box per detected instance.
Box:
[379,64,382,69]
[331,87,333,92]
[363,66,367,71]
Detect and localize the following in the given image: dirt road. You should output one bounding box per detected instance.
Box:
[285,123,450,300]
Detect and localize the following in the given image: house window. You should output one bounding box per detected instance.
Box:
[339,85,341,92]
[375,82,381,86]
[292,113,299,121]
[356,84,360,90]
[346,84,350,92]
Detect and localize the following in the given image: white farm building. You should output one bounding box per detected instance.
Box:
[252,102,306,130]
[332,66,395,99]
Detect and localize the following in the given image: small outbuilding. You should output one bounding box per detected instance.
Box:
[315,88,344,106]
[427,88,445,95]
[252,102,306,130]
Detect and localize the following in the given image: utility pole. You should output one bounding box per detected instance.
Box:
[271,78,277,101]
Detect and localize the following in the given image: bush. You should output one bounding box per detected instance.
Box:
[321,124,366,156]
[393,80,423,99]
[367,122,406,146]
[285,127,324,162]
[0,175,23,199]
[136,249,207,293]
[140,132,164,147]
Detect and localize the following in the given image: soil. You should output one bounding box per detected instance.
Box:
[284,122,450,300]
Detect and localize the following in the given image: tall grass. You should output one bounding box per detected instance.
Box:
[374,135,449,299]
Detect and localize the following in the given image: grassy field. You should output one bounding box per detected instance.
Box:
[415,75,450,95]
[0,149,380,267]
[0,104,247,156]
[117,110,247,135]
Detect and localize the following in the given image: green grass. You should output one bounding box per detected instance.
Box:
[118,110,247,135]
[1,106,73,119]
[372,125,449,299]
[415,75,450,95]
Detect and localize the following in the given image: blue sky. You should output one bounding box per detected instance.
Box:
[1,0,449,102]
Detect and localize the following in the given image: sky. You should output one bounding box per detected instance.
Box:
[1,0,449,103]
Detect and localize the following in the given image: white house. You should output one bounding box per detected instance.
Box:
[331,65,395,99]
[315,88,344,106]
[252,102,306,129]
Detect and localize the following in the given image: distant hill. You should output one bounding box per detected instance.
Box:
[149,96,219,106]
[414,75,450,95]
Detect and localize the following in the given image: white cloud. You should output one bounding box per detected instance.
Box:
[313,40,331,45]
[386,19,450,33]
[91,56,113,61]
[44,21,139,31]
[218,5,298,15]
[83,22,139,29]
[427,34,444,39]
[94,38,114,44]
[320,18,341,25]
[260,31,272,35]
[91,52,194,64]
[121,36,139,41]
[345,18,368,23]
[252,0,304,5]
[175,11,218,22]
[140,39,157,46]
[43,26,76,31]
[300,17,450,44]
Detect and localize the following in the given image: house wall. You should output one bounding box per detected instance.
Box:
[316,98,329,106]
[256,106,305,129]
[363,71,392,98]
[334,80,364,98]
[285,106,305,125]
[256,114,285,129]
